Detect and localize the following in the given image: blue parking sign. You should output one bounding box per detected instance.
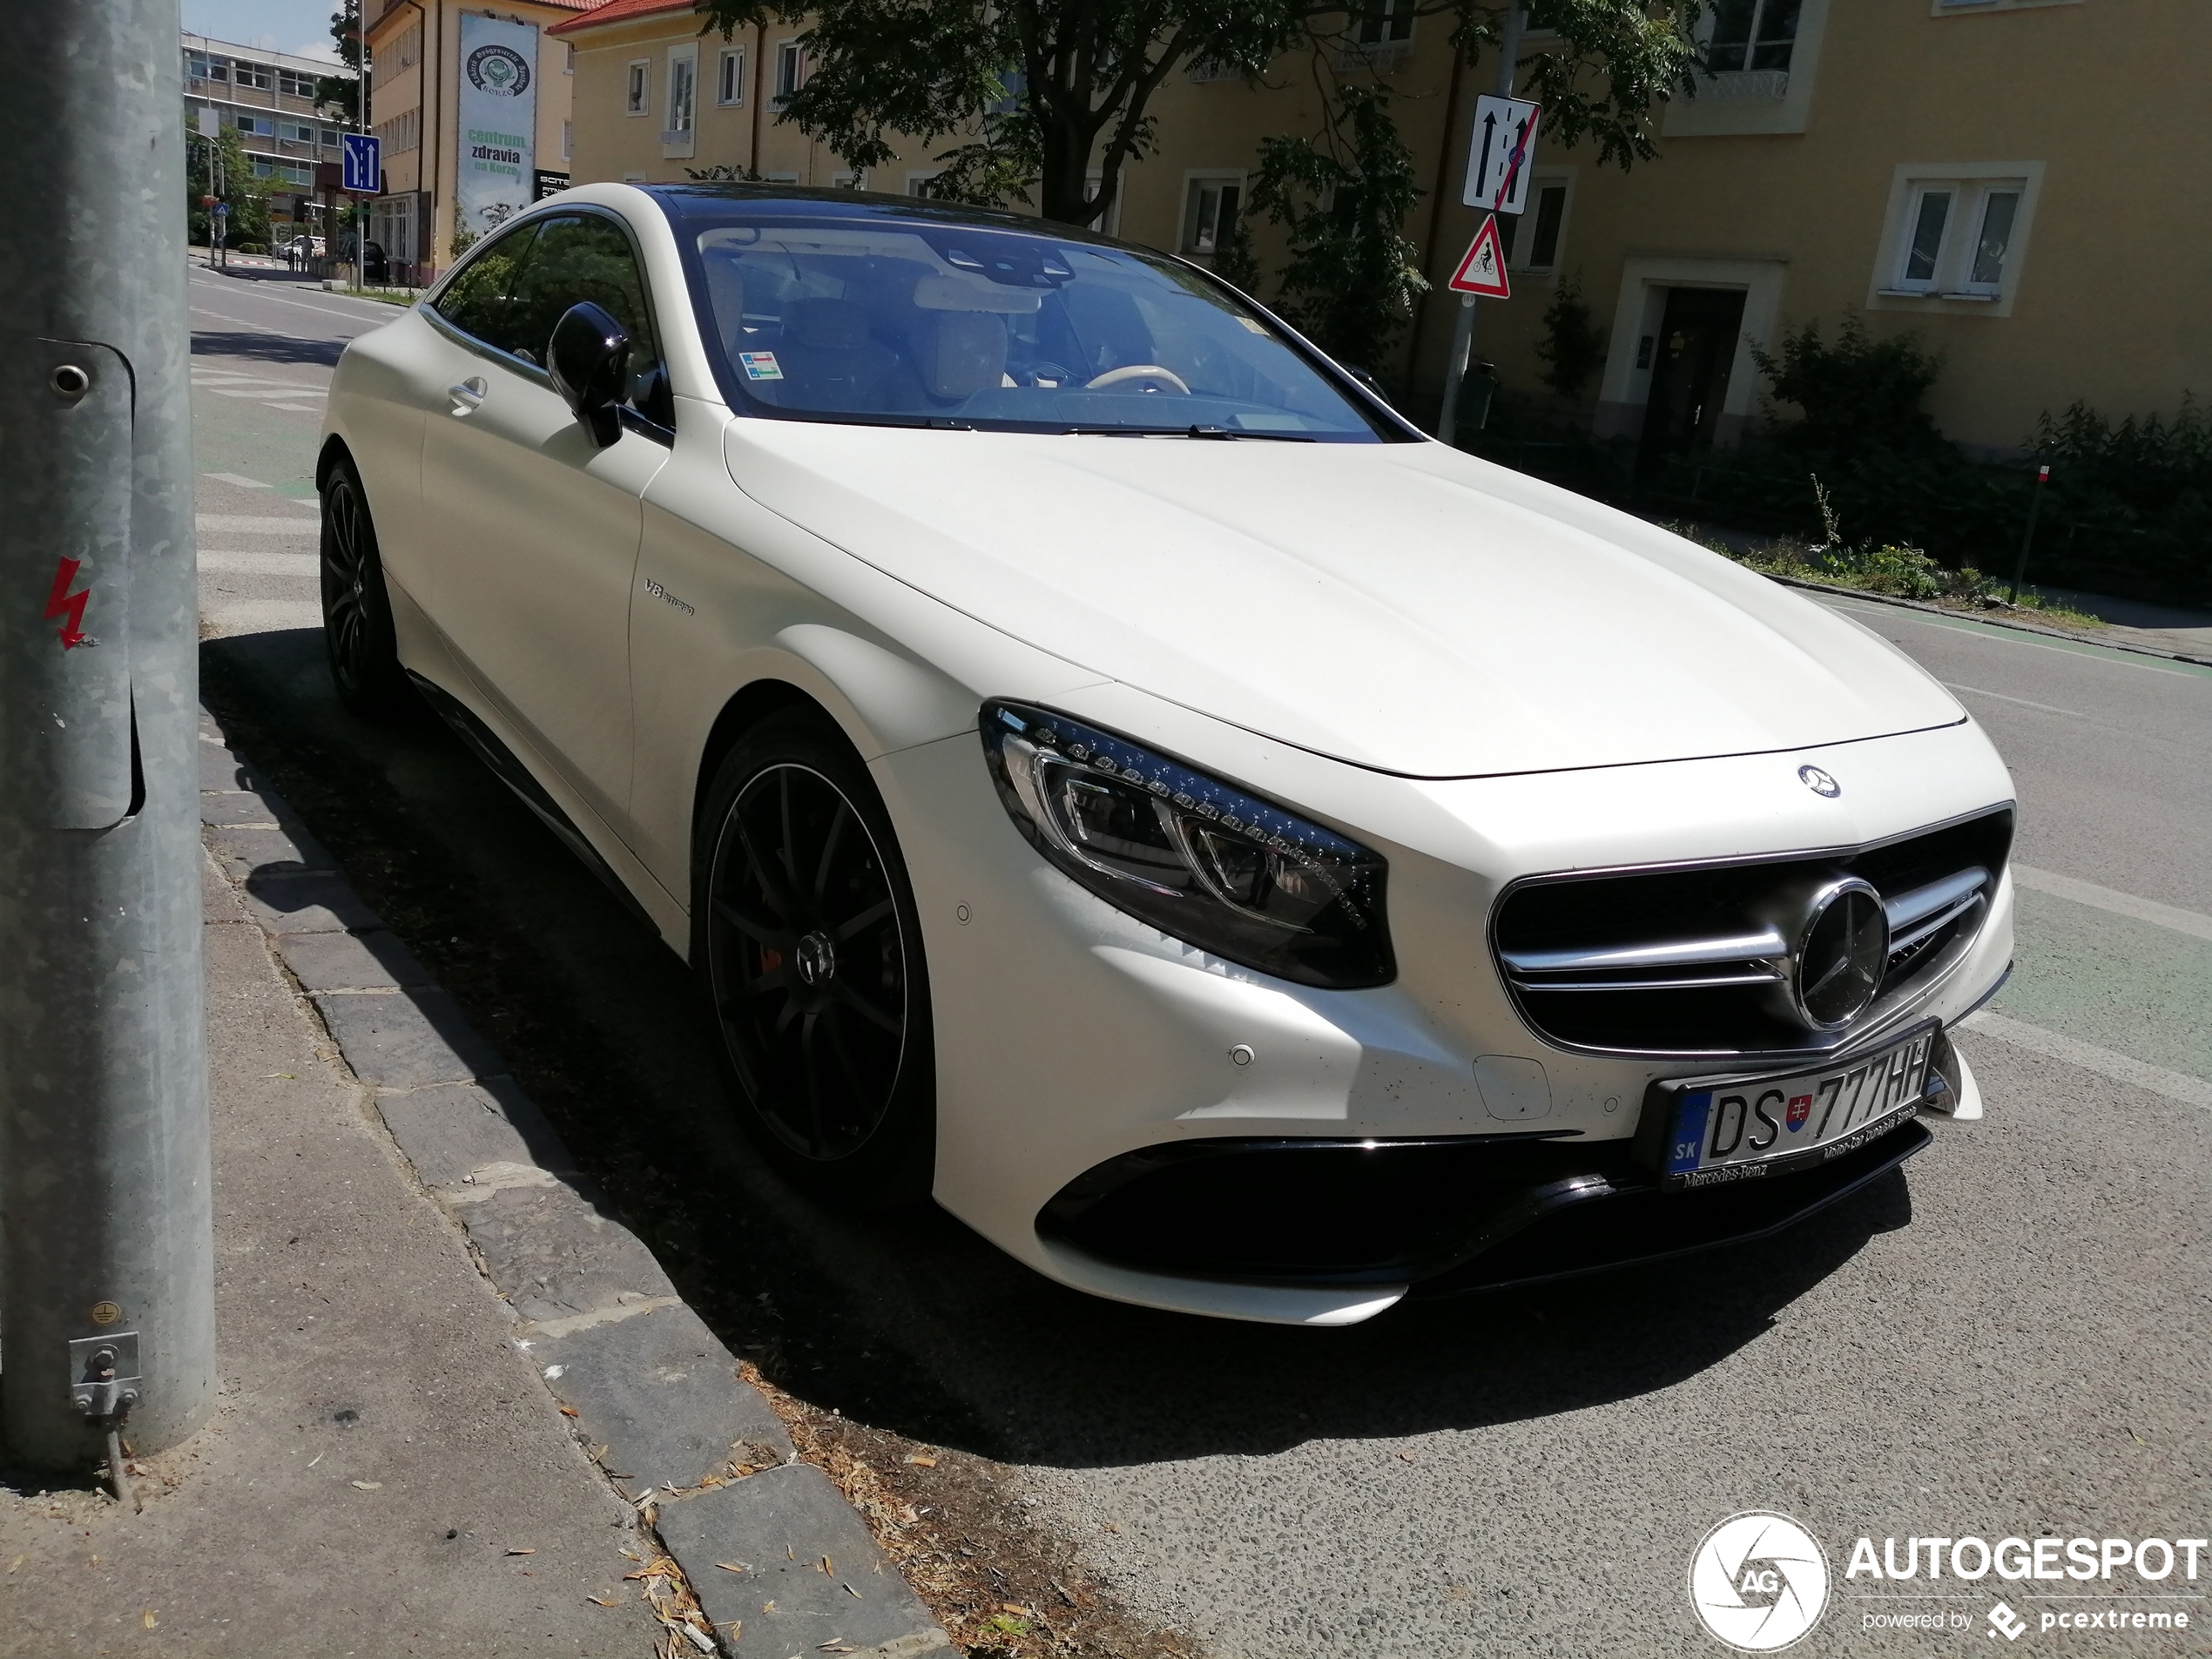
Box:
[341,132,381,194]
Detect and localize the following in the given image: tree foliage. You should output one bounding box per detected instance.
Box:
[1247,85,1424,369]
[692,0,1708,230]
[185,124,271,248]
[1534,271,1605,399]
[318,3,363,123]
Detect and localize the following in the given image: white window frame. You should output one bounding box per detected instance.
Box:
[905,169,941,199]
[1501,170,1574,276]
[717,47,745,106]
[624,59,651,117]
[772,40,806,109]
[1665,0,1831,138]
[1179,171,1245,258]
[563,42,575,74]
[666,46,698,133]
[562,118,572,161]
[1082,170,1125,238]
[1868,160,2043,317]
[831,169,865,190]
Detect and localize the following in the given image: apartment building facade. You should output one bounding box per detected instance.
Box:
[554,0,2203,459]
[182,34,356,240]
[361,0,590,285]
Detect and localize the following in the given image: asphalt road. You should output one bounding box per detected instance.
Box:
[188,263,2211,1658]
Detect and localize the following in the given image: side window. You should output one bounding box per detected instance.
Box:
[430,221,544,357]
[505,213,672,426]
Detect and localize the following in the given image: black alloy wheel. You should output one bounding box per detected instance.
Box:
[319,455,413,718]
[696,710,934,1204]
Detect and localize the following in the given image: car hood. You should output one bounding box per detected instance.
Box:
[725,421,1963,779]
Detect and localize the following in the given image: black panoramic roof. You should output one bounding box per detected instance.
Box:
[638,181,1132,252]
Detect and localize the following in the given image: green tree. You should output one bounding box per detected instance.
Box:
[1534,272,1605,399]
[185,123,272,248]
[319,3,363,124]
[1247,85,1423,369]
[691,0,1708,231]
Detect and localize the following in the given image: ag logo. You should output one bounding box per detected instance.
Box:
[1688,1512,1830,1651]
[467,44,530,97]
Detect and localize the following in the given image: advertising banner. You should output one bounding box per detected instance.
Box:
[457,13,537,242]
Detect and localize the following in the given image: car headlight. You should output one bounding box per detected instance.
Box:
[979,700,1395,988]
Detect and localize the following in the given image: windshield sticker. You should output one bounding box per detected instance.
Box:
[738,350,784,381]
[1237,315,1270,335]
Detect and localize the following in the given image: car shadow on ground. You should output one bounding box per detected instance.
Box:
[199,627,1918,1475]
[190,329,350,371]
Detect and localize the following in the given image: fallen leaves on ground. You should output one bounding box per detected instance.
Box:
[625,1548,721,1659]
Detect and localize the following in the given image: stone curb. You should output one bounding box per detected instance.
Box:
[1764,570,2212,667]
[197,711,951,1659]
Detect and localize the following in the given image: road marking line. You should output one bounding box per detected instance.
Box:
[1940,681,2085,718]
[186,277,407,327]
[199,550,318,576]
[1964,1011,2212,1111]
[189,305,314,342]
[2011,864,2212,943]
[1826,600,2201,678]
[197,515,318,533]
[203,472,271,489]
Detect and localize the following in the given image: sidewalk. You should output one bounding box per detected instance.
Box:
[1,717,950,1657]
[0,807,664,1653]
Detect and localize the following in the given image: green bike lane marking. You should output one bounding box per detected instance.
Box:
[1994,887,2212,1085]
[1821,596,2212,682]
[189,381,320,501]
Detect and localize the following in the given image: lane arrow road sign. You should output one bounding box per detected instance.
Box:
[341,132,381,196]
[1462,95,1542,214]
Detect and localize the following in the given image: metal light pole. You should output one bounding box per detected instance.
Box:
[1436,3,1523,441]
[2006,462,2051,604]
[0,0,216,1474]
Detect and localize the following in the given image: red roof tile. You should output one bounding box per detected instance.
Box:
[549,0,698,34]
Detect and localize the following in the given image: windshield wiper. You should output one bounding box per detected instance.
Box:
[1054,422,1318,442]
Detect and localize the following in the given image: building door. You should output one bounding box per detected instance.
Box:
[1635,287,1746,483]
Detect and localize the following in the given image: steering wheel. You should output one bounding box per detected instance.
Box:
[1084,363,1193,395]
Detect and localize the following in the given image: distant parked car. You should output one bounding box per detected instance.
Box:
[363,240,388,284]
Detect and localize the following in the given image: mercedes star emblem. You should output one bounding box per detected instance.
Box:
[1792,877,1889,1028]
[1797,765,1841,798]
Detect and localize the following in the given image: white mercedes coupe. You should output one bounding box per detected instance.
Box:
[320,185,2014,1325]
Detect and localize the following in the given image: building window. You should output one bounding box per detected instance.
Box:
[1353,0,1414,44]
[667,51,697,133]
[1501,178,1571,273]
[185,51,228,82]
[832,169,865,190]
[718,48,745,105]
[563,119,573,161]
[234,114,273,137]
[563,43,576,74]
[1181,176,1243,256]
[773,42,806,109]
[1706,0,1799,72]
[906,170,941,198]
[1878,166,2035,302]
[279,69,317,99]
[625,60,650,116]
[320,126,342,147]
[280,121,315,144]
[233,60,272,91]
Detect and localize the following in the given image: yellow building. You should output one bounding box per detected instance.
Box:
[362,0,592,284]
[556,0,2206,459]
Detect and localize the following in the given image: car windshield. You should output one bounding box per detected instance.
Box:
[683,209,1386,440]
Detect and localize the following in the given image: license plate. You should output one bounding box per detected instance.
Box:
[1655,1024,1936,1191]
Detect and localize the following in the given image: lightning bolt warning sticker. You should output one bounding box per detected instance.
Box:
[44,556,91,649]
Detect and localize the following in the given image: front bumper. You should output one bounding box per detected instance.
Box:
[873,705,2014,1325]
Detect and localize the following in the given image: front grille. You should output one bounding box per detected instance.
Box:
[1492,807,2013,1058]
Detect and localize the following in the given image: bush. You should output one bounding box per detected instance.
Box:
[2022,399,2212,604]
[1535,273,1607,401]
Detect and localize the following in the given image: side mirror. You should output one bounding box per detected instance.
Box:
[548,300,631,448]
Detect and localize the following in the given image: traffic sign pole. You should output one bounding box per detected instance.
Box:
[1436,5,1524,441]
[0,0,216,1474]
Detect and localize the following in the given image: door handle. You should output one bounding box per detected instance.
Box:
[447,377,487,415]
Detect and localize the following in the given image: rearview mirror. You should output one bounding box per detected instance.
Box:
[548,301,631,448]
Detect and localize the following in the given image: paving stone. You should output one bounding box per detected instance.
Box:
[199,788,284,826]
[206,821,336,881]
[378,1077,573,1191]
[278,927,435,993]
[199,739,260,794]
[537,1303,792,1498]
[240,869,381,934]
[312,987,505,1087]
[458,1177,679,1327]
[658,1464,950,1657]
